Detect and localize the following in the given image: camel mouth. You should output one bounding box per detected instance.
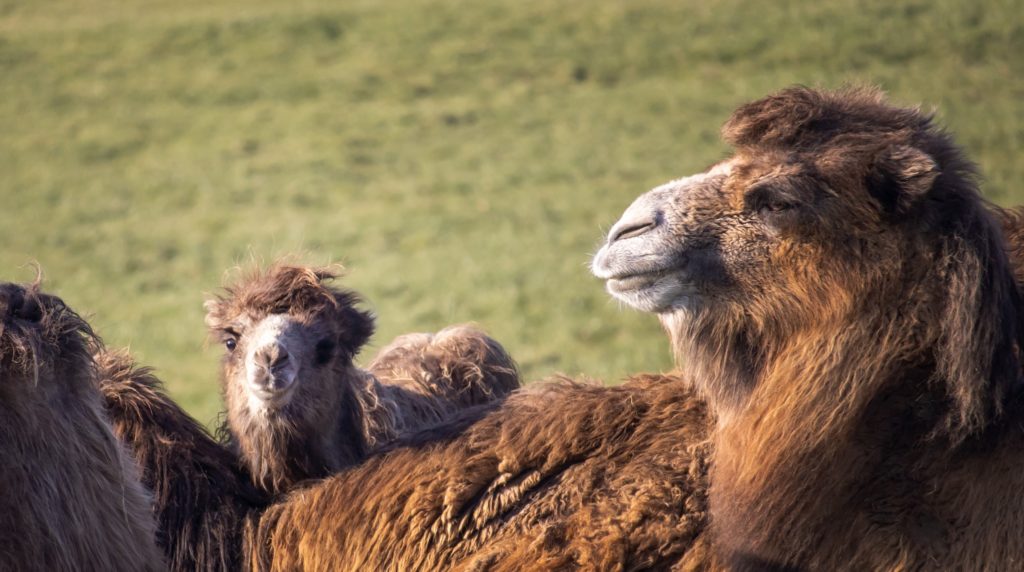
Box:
[600,264,700,313]
[605,268,673,293]
[248,375,298,409]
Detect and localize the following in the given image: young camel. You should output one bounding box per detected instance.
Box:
[204,264,520,495]
[0,282,164,571]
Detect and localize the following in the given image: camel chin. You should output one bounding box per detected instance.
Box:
[605,271,697,313]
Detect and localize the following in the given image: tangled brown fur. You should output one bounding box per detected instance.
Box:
[248,373,711,572]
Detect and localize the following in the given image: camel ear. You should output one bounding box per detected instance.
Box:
[337,306,375,359]
[868,144,939,214]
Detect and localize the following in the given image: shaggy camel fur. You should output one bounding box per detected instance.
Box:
[594,85,1024,569]
[0,282,163,571]
[97,348,267,572]
[99,350,712,571]
[204,264,519,494]
[248,373,711,571]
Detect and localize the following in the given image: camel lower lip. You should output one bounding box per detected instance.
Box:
[251,384,295,406]
[606,270,670,293]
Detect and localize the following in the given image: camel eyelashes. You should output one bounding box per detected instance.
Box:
[750,195,798,216]
[745,184,797,216]
[744,182,808,223]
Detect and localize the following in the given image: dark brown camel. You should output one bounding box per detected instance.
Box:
[0,282,164,571]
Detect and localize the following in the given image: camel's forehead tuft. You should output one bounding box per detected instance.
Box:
[208,264,359,323]
[722,85,932,153]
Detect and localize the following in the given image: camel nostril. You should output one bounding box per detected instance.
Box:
[256,345,290,371]
[610,216,658,243]
[250,369,270,389]
[270,348,290,370]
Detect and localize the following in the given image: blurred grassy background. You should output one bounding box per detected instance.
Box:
[1,0,1021,424]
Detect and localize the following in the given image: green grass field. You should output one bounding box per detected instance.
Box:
[1,0,1021,424]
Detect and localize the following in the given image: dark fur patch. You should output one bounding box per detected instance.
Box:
[97,349,268,572]
[0,284,163,571]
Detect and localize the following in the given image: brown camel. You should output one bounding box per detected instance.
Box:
[0,282,164,571]
[101,88,1024,571]
[204,264,520,495]
[593,85,1024,569]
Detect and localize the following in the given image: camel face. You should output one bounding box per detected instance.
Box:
[232,313,326,411]
[593,148,894,321]
[206,265,375,417]
[214,308,356,414]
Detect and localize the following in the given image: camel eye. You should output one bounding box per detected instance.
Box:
[745,182,802,221]
[225,338,237,352]
[759,201,794,214]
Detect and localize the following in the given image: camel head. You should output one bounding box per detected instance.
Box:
[593,86,1023,432]
[205,265,374,417]
[0,281,97,404]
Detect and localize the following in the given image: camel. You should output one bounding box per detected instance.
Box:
[593,85,1024,569]
[0,282,164,571]
[203,264,520,494]
[101,87,1024,571]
